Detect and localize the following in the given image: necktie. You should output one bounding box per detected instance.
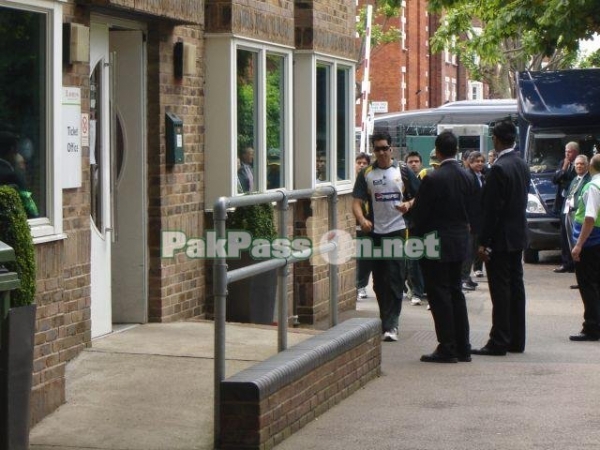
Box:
[569,176,581,196]
[245,165,253,191]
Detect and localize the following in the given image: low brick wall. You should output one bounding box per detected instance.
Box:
[219,318,381,449]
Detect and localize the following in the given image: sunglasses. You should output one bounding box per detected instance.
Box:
[373,146,391,152]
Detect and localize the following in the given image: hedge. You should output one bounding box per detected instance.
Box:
[0,185,36,306]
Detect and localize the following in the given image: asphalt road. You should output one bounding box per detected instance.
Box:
[276,251,600,450]
[29,250,600,450]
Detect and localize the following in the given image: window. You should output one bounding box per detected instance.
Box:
[0,0,63,240]
[204,39,292,206]
[315,62,352,185]
[236,49,288,192]
[469,81,483,100]
[451,77,457,102]
[400,1,407,51]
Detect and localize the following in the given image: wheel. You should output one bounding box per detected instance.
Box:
[523,248,539,264]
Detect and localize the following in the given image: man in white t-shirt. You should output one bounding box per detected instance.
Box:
[353,131,411,342]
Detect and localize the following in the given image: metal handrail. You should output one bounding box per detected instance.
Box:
[212,186,338,448]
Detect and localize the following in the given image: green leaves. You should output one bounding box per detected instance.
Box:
[427,0,598,96]
[0,186,36,307]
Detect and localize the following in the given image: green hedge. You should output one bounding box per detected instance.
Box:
[227,202,277,241]
[0,186,36,306]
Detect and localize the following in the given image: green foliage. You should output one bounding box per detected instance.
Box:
[236,52,284,152]
[356,0,401,57]
[227,202,277,241]
[429,0,600,51]
[579,49,600,68]
[0,8,42,135]
[0,186,36,306]
[266,56,283,151]
[427,0,594,97]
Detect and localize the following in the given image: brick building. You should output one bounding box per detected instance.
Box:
[0,0,359,424]
[356,0,484,123]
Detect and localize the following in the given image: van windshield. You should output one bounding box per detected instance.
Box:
[527,128,600,174]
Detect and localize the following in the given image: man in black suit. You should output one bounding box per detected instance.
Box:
[237,146,255,192]
[473,120,531,356]
[552,141,579,273]
[411,130,476,363]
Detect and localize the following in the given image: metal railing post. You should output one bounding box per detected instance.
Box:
[212,187,342,447]
[277,194,289,352]
[328,189,339,327]
[213,197,228,449]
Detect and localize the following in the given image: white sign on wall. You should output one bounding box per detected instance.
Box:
[370,101,388,114]
[62,87,82,188]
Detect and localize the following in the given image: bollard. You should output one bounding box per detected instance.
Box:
[0,240,32,450]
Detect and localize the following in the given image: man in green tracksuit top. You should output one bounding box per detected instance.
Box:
[569,154,600,342]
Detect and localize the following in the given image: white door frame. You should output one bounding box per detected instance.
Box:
[89,15,148,338]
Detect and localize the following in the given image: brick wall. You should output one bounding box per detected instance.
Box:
[27,0,359,426]
[206,0,295,46]
[147,22,206,322]
[356,1,473,125]
[294,194,356,325]
[29,3,92,425]
[296,0,357,59]
[220,318,381,449]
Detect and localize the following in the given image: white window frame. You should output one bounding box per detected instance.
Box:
[1,0,65,242]
[294,52,355,193]
[468,81,484,100]
[451,77,457,102]
[204,36,293,208]
[400,1,407,51]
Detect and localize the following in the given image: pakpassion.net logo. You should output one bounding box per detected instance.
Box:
[161,230,441,263]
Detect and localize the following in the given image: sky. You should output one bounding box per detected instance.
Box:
[579,34,600,55]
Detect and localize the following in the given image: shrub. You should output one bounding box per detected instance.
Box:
[227,202,277,241]
[0,185,36,306]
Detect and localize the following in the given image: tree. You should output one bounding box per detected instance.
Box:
[580,49,600,68]
[428,0,600,97]
[355,0,402,67]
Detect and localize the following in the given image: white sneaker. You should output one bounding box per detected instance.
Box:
[426,304,431,311]
[383,328,398,342]
[474,270,484,277]
[411,297,422,306]
[357,287,368,299]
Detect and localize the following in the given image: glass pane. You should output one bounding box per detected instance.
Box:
[316,64,330,183]
[337,67,350,180]
[90,62,104,230]
[0,7,46,218]
[266,53,284,189]
[236,49,258,193]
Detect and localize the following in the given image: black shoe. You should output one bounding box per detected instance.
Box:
[462,282,476,291]
[570,285,579,289]
[569,333,600,342]
[507,347,524,353]
[471,345,507,356]
[457,354,472,362]
[420,351,458,363]
[553,266,571,273]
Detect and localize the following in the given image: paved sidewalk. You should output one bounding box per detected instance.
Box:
[30,251,600,450]
[29,321,318,450]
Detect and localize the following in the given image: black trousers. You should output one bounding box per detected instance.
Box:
[574,244,600,336]
[371,231,406,333]
[356,229,372,289]
[484,250,527,351]
[420,258,470,356]
[559,212,574,269]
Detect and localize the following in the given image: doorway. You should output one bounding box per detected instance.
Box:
[89,19,148,338]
